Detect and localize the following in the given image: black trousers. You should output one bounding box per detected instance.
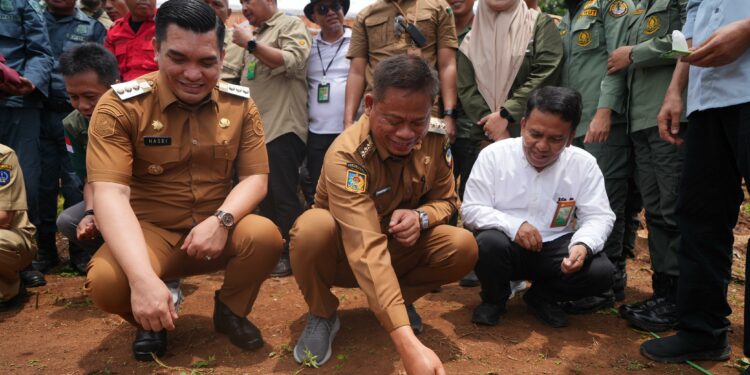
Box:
[258,133,305,244]
[474,230,614,309]
[301,132,338,207]
[451,137,480,201]
[673,103,750,353]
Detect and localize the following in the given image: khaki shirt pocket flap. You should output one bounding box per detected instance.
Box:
[364,15,391,49]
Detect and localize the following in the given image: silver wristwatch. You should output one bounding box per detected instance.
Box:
[213,210,235,229]
[415,209,429,230]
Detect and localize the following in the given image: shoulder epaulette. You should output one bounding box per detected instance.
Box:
[356,135,375,160]
[111,80,152,100]
[428,117,447,135]
[217,81,250,98]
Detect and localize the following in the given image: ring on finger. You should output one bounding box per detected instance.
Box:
[204,256,212,261]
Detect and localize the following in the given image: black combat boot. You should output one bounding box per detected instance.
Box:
[625,274,678,332]
[612,258,627,301]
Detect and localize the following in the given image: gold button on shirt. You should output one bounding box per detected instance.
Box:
[313,114,458,329]
[86,72,269,235]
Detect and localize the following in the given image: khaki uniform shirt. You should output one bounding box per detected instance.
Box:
[221,30,245,84]
[314,115,458,331]
[0,144,36,251]
[348,0,458,93]
[240,12,311,144]
[558,0,634,138]
[86,72,269,243]
[626,0,687,132]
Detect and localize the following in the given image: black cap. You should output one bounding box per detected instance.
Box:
[303,0,350,21]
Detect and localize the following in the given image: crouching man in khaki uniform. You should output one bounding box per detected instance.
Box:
[290,54,478,374]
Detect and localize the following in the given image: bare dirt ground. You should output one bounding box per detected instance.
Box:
[2,220,749,375]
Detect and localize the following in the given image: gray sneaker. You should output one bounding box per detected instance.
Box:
[294,313,340,366]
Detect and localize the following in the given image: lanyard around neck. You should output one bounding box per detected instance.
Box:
[316,37,346,77]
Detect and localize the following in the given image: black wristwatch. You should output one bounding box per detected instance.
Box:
[246,38,257,53]
[499,107,515,123]
[442,108,459,119]
[213,210,235,229]
[84,209,94,217]
[571,242,594,258]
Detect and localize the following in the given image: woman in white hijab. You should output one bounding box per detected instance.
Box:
[457,0,563,145]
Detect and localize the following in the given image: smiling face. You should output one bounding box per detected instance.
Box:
[311,0,344,39]
[365,87,433,157]
[447,0,474,18]
[155,24,223,105]
[64,70,110,120]
[520,109,575,172]
[124,0,155,22]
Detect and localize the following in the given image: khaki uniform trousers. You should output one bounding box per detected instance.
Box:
[85,214,283,323]
[0,229,35,301]
[290,208,478,320]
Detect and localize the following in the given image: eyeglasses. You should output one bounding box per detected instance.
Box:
[315,1,341,15]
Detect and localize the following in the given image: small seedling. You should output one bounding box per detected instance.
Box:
[301,348,320,369]
[191,355,216,368]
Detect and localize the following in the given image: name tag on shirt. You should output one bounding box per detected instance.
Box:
[550,200,576,228]
[143,136,172,146]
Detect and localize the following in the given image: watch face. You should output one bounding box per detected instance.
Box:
[222,214,234,227]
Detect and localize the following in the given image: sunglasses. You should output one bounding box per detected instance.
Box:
[315,1,342,14]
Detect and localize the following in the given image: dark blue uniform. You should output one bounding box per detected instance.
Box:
[35,8,105,266]
[0,0,54,226]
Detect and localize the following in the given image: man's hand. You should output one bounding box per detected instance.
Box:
[232,24,254,48]
[657,89,684,145]
[514,222,542,252]
[608,45,633,74]
[0,76,35,96]
[444,117,456,144]
[478,112,511,142]
[180,216,228,260]
[130,277,179,332]
[583,108,612,144]
[561,244,588,274]
[682,19,750,67]
[76,213,99,241]
[391,325,446,375]
[388,209,421,247]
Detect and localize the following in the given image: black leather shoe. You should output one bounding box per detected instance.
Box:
[270,254,291,278]
[213,291,263,350]
[523,289,568,328]
[132,329,167,361]
[641,332,730,363]
[406,304,423,334]
[459,271,480,288]
[0,285,28,312]
[559,290,614,315]
[471,302,504,326]
[19,266,46,288]
[625,297,678,332]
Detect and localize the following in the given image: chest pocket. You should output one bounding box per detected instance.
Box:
[0,11,22,40]
[133,145,182,177]
[364,15,390,50]
[414,13,436,48]
[641,2,671,39]
[571,16,600,53]
[141,43,158,70]
[212,143,239,178]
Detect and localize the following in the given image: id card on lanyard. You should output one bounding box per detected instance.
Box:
[316,37,346,103]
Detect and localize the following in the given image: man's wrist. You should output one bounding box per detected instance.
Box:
[414,209,429,230]
[571,242,593,258]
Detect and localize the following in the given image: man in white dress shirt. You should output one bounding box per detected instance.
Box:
[461,86,616,328]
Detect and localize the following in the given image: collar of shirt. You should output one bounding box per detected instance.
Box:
[258,11,284,33]
[45,8,89,23]
[154,71,219,112]
[314,27,352,45]
[123,12,155,32]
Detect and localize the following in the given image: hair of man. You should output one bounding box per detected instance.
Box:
[59,43,120,87]
[155,0,226,52]
[371,54,439,104]
[524,86,583,133]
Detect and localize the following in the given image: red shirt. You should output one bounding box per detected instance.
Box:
[104,13,157,82]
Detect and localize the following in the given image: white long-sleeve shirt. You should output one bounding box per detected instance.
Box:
[461,137,615,253]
